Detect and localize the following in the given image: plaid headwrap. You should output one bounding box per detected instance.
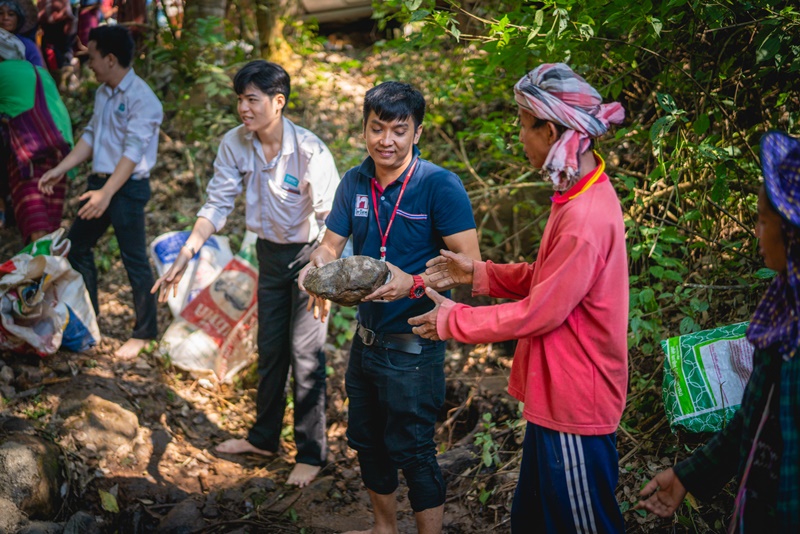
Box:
[0,28,24,60]
[747,131,800,360]
[514,63,625,190]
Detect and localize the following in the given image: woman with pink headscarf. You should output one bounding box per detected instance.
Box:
[410,63,628,533]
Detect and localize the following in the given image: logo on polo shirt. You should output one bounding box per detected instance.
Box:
[354,194,369,217]
[281,174,301,195]
[117,103,125,113]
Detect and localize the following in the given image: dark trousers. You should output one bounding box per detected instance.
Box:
[67,175,158,340]
[511,422,624,534]
[345,335,447,512]
[248,239,327,466]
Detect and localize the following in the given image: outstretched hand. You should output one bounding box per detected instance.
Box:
[298,256,331,323]
[408,287,450,341]
[39,168,66,196]
[151,246,193,303]
[425,249,474,290]
[362,262,412,302]
[635,468,687,518]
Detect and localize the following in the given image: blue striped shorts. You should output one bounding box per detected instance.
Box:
[511,422,624,533]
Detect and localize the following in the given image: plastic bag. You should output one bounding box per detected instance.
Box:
[0,229,100,355]
[149,231,233,318]
[660,322,754,433]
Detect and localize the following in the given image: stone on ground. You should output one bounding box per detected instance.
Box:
[0,434,63,518]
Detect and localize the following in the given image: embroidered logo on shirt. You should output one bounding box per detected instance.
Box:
[354,194,369,217]
[281,174,301,194]
[117,103,125,113]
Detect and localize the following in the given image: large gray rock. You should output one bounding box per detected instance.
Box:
[304,256,389,306]
[0,434,63,519]
[17,521,64,534]
[63,511,99,534]
[58,393,139,455]
[0,496,26,534]
[156,499,205,534]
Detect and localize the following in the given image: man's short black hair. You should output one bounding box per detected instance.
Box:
[363,81,426,130]
[233,60,290,111]
[88,25,135,68]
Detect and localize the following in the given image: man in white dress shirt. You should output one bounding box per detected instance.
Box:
[40,25,163,360]
[153,60,340,487]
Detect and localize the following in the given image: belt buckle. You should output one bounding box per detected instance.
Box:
[360,326,376,346]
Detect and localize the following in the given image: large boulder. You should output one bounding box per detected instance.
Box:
[156,498,205,534]
[58,393,139,455]
[0,496,26,534]
[0,434,63,519]
[304,256,389,306]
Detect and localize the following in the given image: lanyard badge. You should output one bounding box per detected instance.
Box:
[370,158,419,262]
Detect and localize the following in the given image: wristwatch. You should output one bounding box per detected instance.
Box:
[409,275,426,299]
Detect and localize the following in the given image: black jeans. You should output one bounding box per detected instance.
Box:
[346,334,447,512]
[248,239,328,466]
[67,175,158,339]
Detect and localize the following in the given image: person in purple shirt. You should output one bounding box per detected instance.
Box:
[0,0,43,66]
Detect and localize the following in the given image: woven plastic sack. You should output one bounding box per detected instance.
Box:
[660,322,754,433]
[150,231,233,318]
[0,229,100,355]
[159,232,258,382]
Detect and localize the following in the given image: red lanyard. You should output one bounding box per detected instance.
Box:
[370,158,419,262]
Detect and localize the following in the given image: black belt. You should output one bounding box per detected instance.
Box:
[91,172,146,180]
[356,324,424,355]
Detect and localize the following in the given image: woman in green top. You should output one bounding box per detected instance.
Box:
[0,28,73,242]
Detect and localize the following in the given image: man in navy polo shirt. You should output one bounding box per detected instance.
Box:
[299,81,479,534]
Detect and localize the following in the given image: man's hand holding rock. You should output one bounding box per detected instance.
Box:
[298,255,331,323]
[362,262,413,302]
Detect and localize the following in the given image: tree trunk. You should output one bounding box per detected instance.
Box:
[184,0,227,28]
[254,0,295,59]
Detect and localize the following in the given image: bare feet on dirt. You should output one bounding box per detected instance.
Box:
[287,463,322,488]
[215,438,274,457]
[114,338,151,360]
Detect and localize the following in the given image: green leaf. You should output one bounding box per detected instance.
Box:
[656,93,677,114]
[649,17,663,37]
[482,449,493,467]
[639,288,655,306]
[693,113,710,135]
[754,268,777,280]
[99,489,119,513]
[404,0,423,10]
[679,316,698,335]
[650,115,676,146]
[756,33,781,63]
[649,266,665,279]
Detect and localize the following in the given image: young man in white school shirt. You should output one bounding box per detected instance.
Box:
[153,60,340,488]
[40,24,163,360]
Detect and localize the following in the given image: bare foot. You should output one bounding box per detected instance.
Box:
[115,338,151,360]
[215,438,274,457]
[287,462,322,488]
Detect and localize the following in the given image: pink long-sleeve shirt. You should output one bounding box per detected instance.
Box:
[437,175,629,435]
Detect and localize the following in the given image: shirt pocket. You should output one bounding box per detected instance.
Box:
[111,100,129,131]
[396,210,431,244]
